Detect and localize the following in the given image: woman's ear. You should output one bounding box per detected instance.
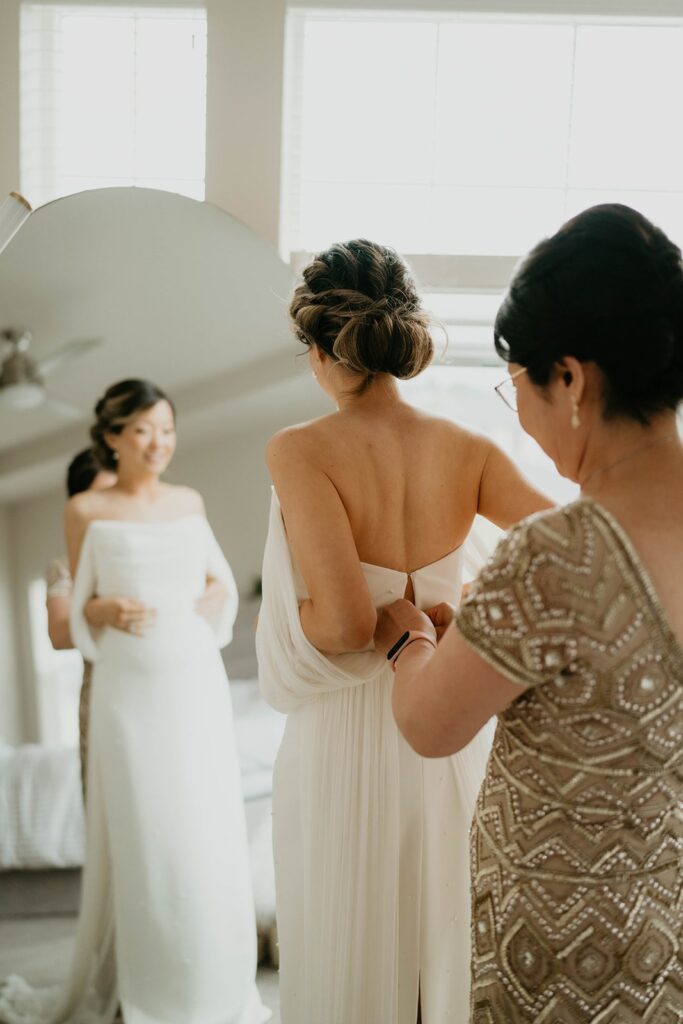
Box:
[103,431,118,454]
[557,356,586,401]
[313,343,328,366]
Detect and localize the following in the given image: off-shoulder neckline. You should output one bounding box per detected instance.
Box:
[86,512,205,532]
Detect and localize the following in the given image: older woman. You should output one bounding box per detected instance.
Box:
[45,449,116,795]
[376,204,683,1023]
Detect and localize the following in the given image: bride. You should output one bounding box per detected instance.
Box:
[0,379,268,1024]
[256,240,552,1024]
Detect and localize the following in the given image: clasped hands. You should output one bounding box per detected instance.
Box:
[84,577,229,637]
[374,598,457,657]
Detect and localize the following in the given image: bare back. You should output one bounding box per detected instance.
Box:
[267,396,550,654]
[302,404,482,572]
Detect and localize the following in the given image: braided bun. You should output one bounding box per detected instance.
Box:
[90,379,174,470]
[290,240,433,391]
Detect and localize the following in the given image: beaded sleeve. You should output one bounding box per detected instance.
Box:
[454,506,590,690]
[45,556,73,600]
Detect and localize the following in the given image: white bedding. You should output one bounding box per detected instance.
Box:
[0,679,284,871]
[0,742,85,869]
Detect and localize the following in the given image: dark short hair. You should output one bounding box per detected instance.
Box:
[494,204,683,425]
[66,448,102,497]
[90,379,175,471]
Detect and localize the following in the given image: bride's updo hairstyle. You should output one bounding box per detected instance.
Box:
[495,203,683,425]
[91,378,175,470]
[289,238,434,393]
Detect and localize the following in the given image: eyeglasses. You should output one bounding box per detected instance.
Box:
[494,366,527,412]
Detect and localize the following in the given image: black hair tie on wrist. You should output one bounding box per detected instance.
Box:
[386,631,410,662]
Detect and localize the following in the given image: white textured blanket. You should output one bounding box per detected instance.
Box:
[0,742,84,870]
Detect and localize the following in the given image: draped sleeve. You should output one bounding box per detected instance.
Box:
[202,517,239,649]
[462,515,502,582]
[69,526,101,663]
[256,489,387,714]
[455,506,584,690]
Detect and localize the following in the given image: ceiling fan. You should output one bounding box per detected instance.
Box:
[0,328,103,417]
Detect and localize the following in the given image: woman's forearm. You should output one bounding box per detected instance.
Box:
[391,640,440,752]
[48,619,73,650]
[47,597,74,650]
[85,597,108,628]
[299,597,377,655]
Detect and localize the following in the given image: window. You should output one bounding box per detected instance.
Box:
[282,7,683,498]
[281,9,683,264]
[20,2,207,208]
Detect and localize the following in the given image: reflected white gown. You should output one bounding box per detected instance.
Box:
[0,514,269,1024]
[256,493,493,1024]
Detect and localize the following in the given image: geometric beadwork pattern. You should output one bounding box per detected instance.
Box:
[456,499,683,1022]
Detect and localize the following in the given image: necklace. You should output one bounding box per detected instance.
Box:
[581,433,678,490]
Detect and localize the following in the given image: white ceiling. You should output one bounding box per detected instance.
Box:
[0,187,315,500]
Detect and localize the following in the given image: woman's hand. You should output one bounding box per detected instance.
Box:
[423,602,457,643]
[374,599,436,657]
[195,577,228,622]
[85,597,157,636]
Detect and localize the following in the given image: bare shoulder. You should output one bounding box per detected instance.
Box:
[159,483,205,516]
[266,418,329,467]
[64,488,106,528]
[414,411,492,463]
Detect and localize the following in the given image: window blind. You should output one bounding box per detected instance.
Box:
[20,2,207,208]
[281,8,683,266]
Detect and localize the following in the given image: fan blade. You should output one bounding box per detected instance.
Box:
[44,395,85,421]
[1,328,32,356]
[36,337,103,378]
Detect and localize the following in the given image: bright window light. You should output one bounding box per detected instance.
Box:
[282,10,683,261]
[20,3,207,208]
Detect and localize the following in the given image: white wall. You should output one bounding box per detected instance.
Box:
[0,1,19,200]
[205,0,285,248]
[0,505,22,744]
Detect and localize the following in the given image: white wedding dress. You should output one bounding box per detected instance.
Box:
[0,514,269,1024]
[256,492,493,1024]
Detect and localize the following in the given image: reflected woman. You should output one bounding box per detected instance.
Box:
[377,205,683,1022]
[46,449,116,795]
[256,240,552,1024]
[0,379,268,1024]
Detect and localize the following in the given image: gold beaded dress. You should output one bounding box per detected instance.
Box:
[455,499,683,1023]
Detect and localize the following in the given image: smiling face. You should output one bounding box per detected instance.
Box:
[106,400,176,478]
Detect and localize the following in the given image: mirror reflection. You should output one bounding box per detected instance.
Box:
[2,5,683,1024]
[0,186,320,1023]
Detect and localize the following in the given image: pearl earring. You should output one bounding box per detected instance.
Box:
[571,397,581,430]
